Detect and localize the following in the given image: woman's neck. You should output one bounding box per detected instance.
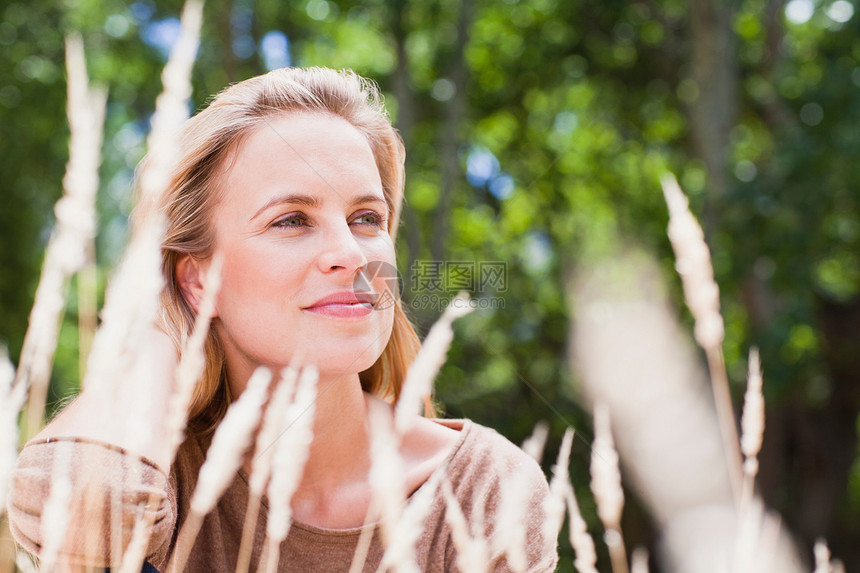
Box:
[298,371,372,491]
[286,372,379,528]
[230,365,374,488]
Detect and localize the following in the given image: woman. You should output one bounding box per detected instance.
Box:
[9,67,558,572]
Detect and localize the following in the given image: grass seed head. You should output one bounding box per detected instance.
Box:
[741,347,765,472]
[190,367,272,515]
[661,173,724,350]
[590,402,624,529]
[394,292,473,435]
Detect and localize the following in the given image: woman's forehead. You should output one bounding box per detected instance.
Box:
[237,114,374,172]
[217,114,385,211]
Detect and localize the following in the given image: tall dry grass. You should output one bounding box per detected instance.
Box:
[568,173,842,572]
[235,365,298,573]
[170,367,274,573]
[661,173,743,502]
[0,2,845,572]
[13,34,106,437]
[394,291,473,434]
[590,403,627,573]
[441,477,489,573]
[38,442,74,573]
[1,350,24,519]
[259,366,318,573]
[81,0,202,404]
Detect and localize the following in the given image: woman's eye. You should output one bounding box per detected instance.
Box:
[352,211,383,226]
[273,213,308,228]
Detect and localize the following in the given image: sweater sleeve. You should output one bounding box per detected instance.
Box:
[482,447,559,573]
[6,437,176,569]
[444,422,559,573]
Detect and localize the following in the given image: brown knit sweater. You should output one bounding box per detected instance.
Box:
[8,419,558,572]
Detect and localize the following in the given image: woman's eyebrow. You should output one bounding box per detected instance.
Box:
[351,194,388,209]
[250,194,320,221]
[250,193,387,222]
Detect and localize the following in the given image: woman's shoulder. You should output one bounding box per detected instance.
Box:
[425,419,559,572]
[435,419,546,470]
[429,418,551,495]
[400,416,551,503]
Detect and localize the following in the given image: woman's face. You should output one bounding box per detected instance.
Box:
[200,113,396,383]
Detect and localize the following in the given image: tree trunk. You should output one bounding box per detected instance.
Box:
[687,0,738,233]
[760,0,799,132]
[806,295,860,568]
[430,0,472,262]
[389,0,422,298]
[218,0,237,83]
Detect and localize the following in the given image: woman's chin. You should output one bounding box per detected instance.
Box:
[291,336,387,374]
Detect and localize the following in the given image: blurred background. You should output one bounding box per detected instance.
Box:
[1,0,859,570]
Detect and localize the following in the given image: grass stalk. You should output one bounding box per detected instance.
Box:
[0,351,25,518]
[564,482,598,573]
[83,0,203,402]
[261,366,318,573]
[347,501,380,573]
[376,472,440,573]
[365,399,408,564]
[492,459,531,572]
[109,474,123,570]
[169,367,272,572]
[191,370,273,509]
[441,478,488,573]
[544,428,573,555]
[117,503,153,573]
[739,347,765,517]
[630,547,648,573]
[661,173,743,504]
[704,346,744,503]
[16,34,106,438]
[235,366,299,573]
[590,402,628,573]
[168,512,204,573]
[136,0,204,216]
[756,513,782,573]
[521,421,549,464]
[814,539,833,573]
[80,217,165,396]
[39,443,74,573]
[76,245,98,384]
[394,292,473,435]
[15,551,39,573]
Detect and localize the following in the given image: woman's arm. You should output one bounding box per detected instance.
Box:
[31,327,178,470]
[7,327,180,568]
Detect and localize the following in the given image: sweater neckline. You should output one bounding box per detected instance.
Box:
[247,418,473,537]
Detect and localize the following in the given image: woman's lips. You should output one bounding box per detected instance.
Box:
[303,291,375,319]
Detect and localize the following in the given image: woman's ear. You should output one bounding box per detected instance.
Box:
[176,255,218,317]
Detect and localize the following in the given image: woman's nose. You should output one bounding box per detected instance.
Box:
[316,221,368,274]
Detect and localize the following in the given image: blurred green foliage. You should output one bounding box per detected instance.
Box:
[3,0,860,569]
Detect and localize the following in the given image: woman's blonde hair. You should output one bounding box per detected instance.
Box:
[155,67,421,433]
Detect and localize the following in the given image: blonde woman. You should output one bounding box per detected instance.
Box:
[8,68,557,572]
